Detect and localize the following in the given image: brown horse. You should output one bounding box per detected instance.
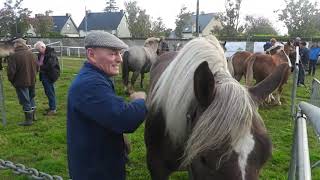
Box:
[228,51,253,81]
[145,36,290,180]
[245,43,295,105]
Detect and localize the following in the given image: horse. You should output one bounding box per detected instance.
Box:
[0,40,14,69]
[245,43,295,105]
[122,37,160,94]
[144,36,289,180]
[227,51,253,81]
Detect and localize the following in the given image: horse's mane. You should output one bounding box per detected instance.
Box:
[144,37,160,52]
[150,36,256,165]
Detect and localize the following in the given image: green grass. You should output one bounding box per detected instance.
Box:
[0,57,320,180]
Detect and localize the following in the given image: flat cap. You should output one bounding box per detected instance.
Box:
[13,38,27,45]
[84,31,128,50]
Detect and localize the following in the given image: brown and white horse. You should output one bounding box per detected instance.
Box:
[144,36,289,180]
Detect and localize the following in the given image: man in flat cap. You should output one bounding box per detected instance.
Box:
[67,31,147,179]
[7,38,38,126]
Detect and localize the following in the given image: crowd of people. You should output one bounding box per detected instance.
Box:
[7,38,60,126]
[264,37,320,87]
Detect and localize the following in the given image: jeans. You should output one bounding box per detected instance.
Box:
[41,73,56,110]
[309,60,317,75]
[16,86,35,112]
[298,63,305,85]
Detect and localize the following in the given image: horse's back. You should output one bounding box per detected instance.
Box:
[149,51,178,92]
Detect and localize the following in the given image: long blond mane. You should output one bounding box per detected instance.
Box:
[150,35,256,165]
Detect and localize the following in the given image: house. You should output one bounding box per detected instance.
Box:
[27,13,79,37]
[52,14,79,37]
[78,10,131,37]
[182,13,221,39]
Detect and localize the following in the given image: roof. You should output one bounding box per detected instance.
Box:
[78,11,124,31]
[182,13,216,33]
[52,16,70,32]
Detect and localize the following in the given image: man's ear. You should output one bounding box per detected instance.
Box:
[86,48,96,63]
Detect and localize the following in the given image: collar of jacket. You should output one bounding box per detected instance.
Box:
[14,45,28,52]
[84,61,115,86]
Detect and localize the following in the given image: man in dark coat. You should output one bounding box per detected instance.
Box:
[34,41,60,115]
[7,38,37,126]
[67,31,147,180]
[298,41,309,86]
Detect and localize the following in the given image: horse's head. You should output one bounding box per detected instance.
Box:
[183,61,289,179]
[144,37,160,52]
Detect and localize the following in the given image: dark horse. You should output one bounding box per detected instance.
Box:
[145,36,290,180]
[245,43,295,105]
[122,37,160,94]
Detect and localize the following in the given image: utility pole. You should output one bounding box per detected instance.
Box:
[85,6,88,36]
[196,0,199,37]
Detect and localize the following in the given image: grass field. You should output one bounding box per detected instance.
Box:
[0,56,320,180]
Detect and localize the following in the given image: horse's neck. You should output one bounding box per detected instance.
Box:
[272,53,288,64]
[144,47,158,63]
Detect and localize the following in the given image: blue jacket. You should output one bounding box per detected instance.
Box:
[309,47,320,61]
[299,47,309,65]
[67,62,147,180]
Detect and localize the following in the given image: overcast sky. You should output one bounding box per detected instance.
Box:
[1,0,319,35]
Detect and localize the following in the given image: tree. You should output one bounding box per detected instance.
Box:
[0,0,32,37]
[104,0,119,12]
[174,6,192,38]
[212,0,244,36]
[278,0,320,37]
[124,1,152,38]
[30,10,54,37]
[150,17,167,37]
[244,15,277,36]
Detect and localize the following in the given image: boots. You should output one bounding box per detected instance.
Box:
[32,108,37,121]
[18,112,33,126]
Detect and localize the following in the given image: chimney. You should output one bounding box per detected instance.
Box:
[66,13,71,17]
[120,9,124,14]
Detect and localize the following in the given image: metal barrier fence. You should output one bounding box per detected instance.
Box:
[288,46,320,180]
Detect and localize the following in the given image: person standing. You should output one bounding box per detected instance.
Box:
[67,31,147,179]
[7,38,37,126]
[34,41,60,115]
[298,41,309,86]
[309,44,320,76]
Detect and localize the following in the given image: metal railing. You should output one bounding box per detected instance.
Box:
[288,45,320,179]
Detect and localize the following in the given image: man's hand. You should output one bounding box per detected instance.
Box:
[130,91,146,100]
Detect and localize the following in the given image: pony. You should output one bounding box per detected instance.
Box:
[245,43,295,105]
[145,36,289,180]
[122,37,160,94]
[227,51,253,81]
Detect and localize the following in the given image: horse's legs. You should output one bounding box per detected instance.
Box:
[140,73,144,88]
[130,71,139,92]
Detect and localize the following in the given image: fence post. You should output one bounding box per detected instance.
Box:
[291,46,300,118]
[296,107,312,180]
[0,72,6,126]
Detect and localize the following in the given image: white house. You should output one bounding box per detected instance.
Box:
[78,10,131,37]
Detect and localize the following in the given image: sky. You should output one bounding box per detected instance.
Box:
[0,0,319,35]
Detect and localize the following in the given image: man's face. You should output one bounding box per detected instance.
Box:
[87,47,123,76]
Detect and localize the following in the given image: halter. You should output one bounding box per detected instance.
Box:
[280,49,292,67]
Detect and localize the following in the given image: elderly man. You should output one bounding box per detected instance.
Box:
[67,31,147,179]
[34,41,60,116]
[7,38,37,126]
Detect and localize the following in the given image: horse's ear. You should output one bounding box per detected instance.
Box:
[194,61,215,107]
[248,63,290,101]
